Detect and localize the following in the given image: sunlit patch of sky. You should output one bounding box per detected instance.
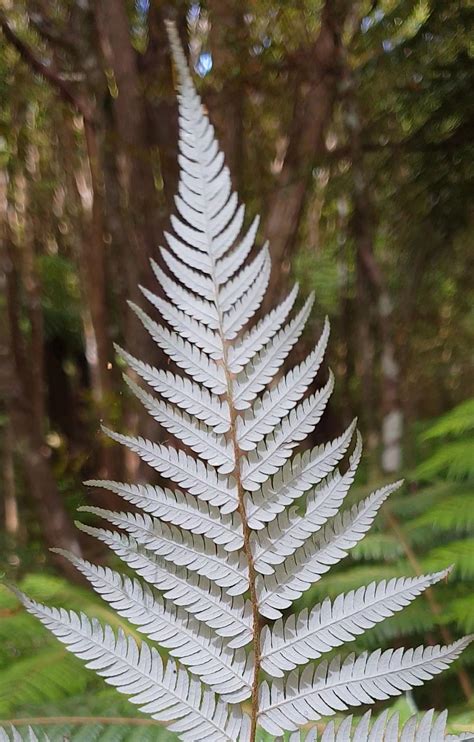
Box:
[136,0,149,16]
[361,9,385,33]
[195,52,213,77]
[188,3,201,23]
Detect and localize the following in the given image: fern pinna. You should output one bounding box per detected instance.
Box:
[13,22,472,742]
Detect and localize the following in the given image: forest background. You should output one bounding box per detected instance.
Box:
[0,0,473,737]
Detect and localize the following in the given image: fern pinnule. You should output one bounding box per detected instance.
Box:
[13,19,472,742]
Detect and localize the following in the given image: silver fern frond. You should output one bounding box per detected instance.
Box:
[15,19,472,742]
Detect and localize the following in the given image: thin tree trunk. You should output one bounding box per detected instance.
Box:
[344,73,403,475]
[0,178,83,580]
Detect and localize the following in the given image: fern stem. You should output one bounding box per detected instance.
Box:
[215,275,261,737]
[227,398,261,741]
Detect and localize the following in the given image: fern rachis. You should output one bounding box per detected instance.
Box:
[10,21,473,742]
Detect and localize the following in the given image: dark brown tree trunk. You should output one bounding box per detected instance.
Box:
[263,0,349,308]
[0,186,83,582]
[345,75,403,475]
[206,2,246,189]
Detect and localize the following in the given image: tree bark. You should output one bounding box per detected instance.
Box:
[263,0,349,308]
[0,176,83,581]
[206,2,246,189]
[344,74,403,475]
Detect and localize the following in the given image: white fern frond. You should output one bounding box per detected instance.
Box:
[3,708,471,741]
[124,376,234,473]
[259,637,473,735]
[257,481,402,618]
[115,344,229,429]
[140,287,224,359]
[252,433,362,571]
[237,317,330,442]
[101,428,238,512]
[215,216,260,285]
[159,246,214,299]
[16,594,249,742]
[285,709,471,741]
[128,302,225,392]
[240,374,334,487]
[228,284,299,372]
[261,568,451,676]
[246,419,357,530]
[77,514,248,596]
[150,260,220,328]
[54,552,253,702]
[84,480,243,551]
[232,294,315,409]
[74,527,253,648]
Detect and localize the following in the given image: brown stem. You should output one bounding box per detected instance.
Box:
[227,398,261,740]
[384,507,472,701]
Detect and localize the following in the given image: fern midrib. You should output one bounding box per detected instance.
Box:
[191,156,262,740]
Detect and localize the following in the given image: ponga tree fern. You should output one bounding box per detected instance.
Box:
[10,22,472,742]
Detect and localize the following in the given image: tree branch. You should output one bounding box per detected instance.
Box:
[0,13,94,123]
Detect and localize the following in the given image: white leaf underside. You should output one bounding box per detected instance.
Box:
[55,551,253,702]
[77,511,249,596]
[285,709,471,741]
[16,19,471,742]
[17,594,249,742]
[257,481,403,619]
[258,637,473,736]
[84,479,243,551]
[2,708,470,742]
[260,569,451,676]
[73,526,253,648]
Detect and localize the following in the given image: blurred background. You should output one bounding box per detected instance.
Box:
[0,0,473,738]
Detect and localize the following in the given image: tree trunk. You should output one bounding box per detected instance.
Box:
[0,177,83,581]
[344,74,403,475]
[206,2,246,189]
[263,0,349,308]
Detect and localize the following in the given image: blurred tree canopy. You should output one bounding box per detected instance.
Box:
[0,0,473,727]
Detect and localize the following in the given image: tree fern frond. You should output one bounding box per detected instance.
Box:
[54,552,253,702]
[215,216,260,285]
[150,260,220,329]
[15,595,249,742]
[77,514,248,596]
[140,288,224,359]
[232,295,316,410]
[127,302,225,392]
[240,374,334,486]
[228,284,299,372]
[72,528,253,648]
[252,432,363,572]
[260,569,451,676]
[159,246,214,299]
[84,480,243,551]
[115,345,229,429]
[258,637,473,735]
[246,419,357,530]
[124,376,234,474]
[101,428,238,512]
[286,709,471,741]
[257,482,402,618]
